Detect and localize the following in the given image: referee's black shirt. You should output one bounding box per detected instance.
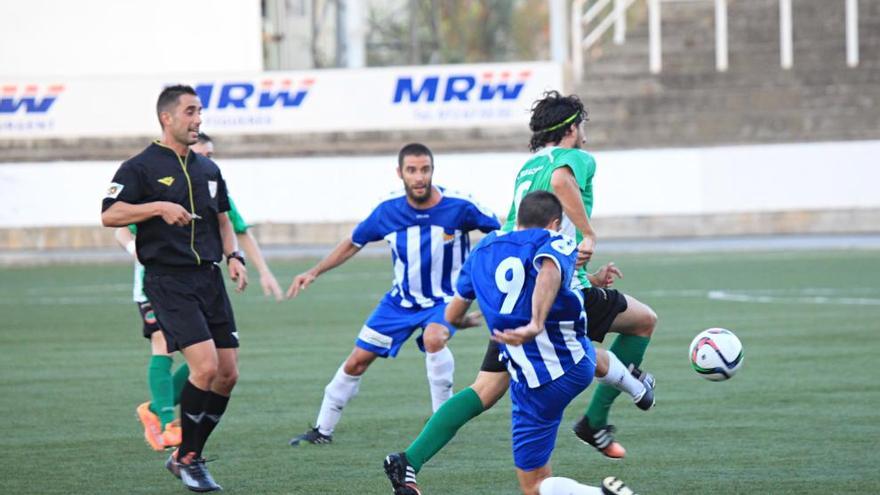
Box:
[102,141,231,268]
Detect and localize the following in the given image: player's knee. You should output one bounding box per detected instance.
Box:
[343,357,370,376]
[521,478,543,495]
[639,305,658,337]
[423,333,447,353]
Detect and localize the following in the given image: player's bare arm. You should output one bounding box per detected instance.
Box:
[102,200,192,227]
[492,258,562,346]
[444,298,484,329]
[219,212,248,292]
[286,237,362,299]
[114,226,137,258]
[549,166,596,267]
[237,230,282,301]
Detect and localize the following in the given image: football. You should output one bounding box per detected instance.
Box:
[688,328,744,381]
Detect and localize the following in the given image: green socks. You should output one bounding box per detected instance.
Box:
[172,363,190,406]
[147,355,175,428]
[585,335,651,428]
[405,387,485,473]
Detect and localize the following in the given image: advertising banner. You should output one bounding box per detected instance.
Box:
[0,62,563,139]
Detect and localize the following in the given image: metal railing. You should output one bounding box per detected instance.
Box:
[647,0,728,74]
[571,0,862,79]
[571,0,640,82]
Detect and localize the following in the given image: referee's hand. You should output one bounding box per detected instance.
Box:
[158,202,193,227]
[228,258,248,292]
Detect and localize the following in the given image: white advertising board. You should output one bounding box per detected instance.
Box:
[0,62,563,139]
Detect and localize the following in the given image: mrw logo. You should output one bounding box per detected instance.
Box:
[158,176,175,186]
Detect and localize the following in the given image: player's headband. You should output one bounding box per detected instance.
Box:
[538,111,582,133]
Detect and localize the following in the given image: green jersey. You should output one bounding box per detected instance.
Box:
[501,146,597,288]
[128,196,249,302]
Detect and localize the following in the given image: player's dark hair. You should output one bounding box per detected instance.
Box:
[517,191,563,229]
[528,90,587,152]
[197,132,212,144]
[398,142,434,168]
[156,84,197,128]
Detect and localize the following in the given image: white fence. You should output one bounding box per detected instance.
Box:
[572,0,862,78]
[0,140,877,229]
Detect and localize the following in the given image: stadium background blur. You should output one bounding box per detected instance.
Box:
[1,1,878,494]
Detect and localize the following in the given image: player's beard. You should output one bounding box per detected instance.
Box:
[406,181,433,204]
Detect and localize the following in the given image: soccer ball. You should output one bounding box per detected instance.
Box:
[688,328,744,381]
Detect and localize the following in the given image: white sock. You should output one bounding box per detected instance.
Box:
[596,351,645,399]
[425,346,455,412]
[315,364,361,436]
[539,477,603,495]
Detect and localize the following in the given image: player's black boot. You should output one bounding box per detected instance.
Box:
[601,476,638,495]
[383,452,421,495]
[573,418,626,459]
[289,426,332,446]
[629,365,656,411]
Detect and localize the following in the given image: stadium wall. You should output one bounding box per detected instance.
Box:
[0,0,262,78]
[0,140,877,250]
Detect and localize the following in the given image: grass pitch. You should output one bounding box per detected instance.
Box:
[1,249,878,494]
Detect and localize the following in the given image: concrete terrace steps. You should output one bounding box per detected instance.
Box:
[574,0,880,149]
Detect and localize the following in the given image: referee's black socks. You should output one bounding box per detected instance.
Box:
[178,380,211,461]
[194,391,230,455]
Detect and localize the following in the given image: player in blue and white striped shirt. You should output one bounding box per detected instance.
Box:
[440,191,647,495]
[287,143,500,446]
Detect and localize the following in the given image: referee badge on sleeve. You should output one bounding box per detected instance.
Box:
[105,182,124,199]
[208,180,217,198]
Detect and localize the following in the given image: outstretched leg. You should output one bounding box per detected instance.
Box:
[290,347,376,445]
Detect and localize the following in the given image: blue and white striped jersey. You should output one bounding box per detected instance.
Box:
[455,229,592,388]
[352,186,500,309]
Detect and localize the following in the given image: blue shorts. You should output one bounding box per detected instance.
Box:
[509,347,597,471]
[356,298,456,358]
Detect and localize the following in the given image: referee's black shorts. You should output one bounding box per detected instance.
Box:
[144,263,239,353]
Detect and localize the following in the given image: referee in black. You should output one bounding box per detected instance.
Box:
[102,85,247,493]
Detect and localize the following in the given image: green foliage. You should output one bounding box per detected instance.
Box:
[366,0,549,66]
[1,250,879,493]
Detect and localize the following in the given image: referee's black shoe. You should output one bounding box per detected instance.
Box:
[383,452,421,495]
[289,426,332,446]
[174,452,222,492]
[601,476,638,495]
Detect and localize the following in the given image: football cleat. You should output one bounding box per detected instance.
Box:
[176,451,222,492]
[573,418,626,459]
[136,401,165,451]
[288,426,332,446]
[383,452,421,495]
[162,420,182,448]
[601,476,638,495]
[166,449,181,479]
[629,366,656,411]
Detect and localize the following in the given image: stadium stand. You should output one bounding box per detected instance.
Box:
[579,0,880,148]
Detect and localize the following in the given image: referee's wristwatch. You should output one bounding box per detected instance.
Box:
[226,250,246,266]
